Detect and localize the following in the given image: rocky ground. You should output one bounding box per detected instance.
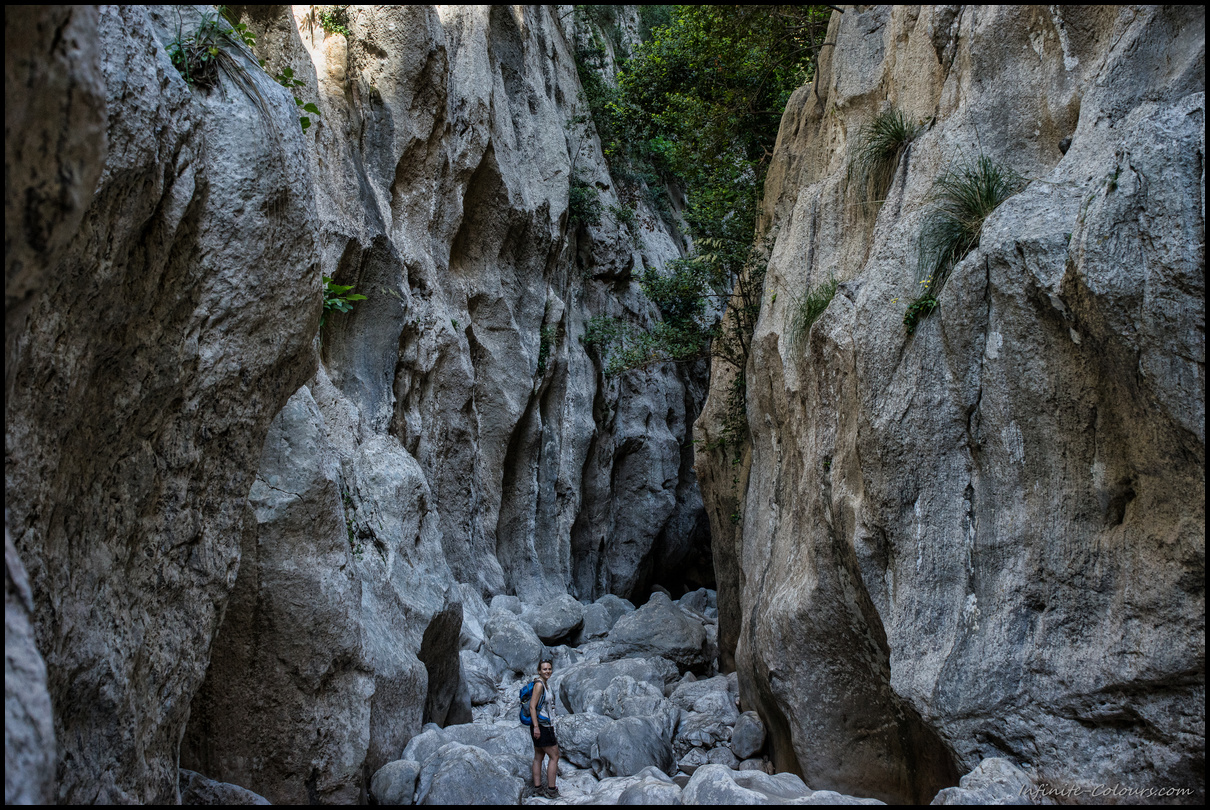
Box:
[365,586,884,805]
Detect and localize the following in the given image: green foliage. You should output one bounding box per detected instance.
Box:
[318,5,352,38]
[788,276,838,348]
[568,174,602,228]
[536,324,557,376]
[167,7,256,90]
[274,66,321,132]
[851,109,921,204]
[903,293,938,334]
[907,154,1025,331]
[637,6,673,42]
[321,276,366,330]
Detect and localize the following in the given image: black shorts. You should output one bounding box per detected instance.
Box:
[532,723,557,748]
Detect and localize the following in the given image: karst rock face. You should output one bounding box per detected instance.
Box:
[172,5,706,804]
[695,5,1204,805]
[6,4,320,803]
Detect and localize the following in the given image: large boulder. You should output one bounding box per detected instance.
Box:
[604,593,711,673]
[529,594,586,644]
[585,766,679,805]
[554,657,678,715]
[460,650,500,706]
[369,760,420,806]
[415,742,524,806]
[485,612,544,675]
[731,711,767,760]
[931,758,1047,806]
[178,770,271,805]
[557,712,613,769]
[674,712,733,754]
[669,673,740,722]
[592,716,675,778]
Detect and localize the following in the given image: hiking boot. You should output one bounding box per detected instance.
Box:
[542,786,560,799]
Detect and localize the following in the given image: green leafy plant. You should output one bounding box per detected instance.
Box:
[317,5,352,37]
[907,155,1025,331]
[274,66,321,132]
[851,109,921,204]
[167,7,255,90]
[321,276,366,329]
[788,276,839,348]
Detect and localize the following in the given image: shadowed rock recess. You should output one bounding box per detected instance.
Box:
[3,3,1203,807]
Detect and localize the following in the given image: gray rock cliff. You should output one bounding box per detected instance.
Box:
[6,4,318,802]
[696,5,1204,805]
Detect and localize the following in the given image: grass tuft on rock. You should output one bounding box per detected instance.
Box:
[906,155,1025,332]
[789,276,839,349]
[851,109,921,204]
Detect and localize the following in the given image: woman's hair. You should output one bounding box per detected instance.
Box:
[538,658,553,669]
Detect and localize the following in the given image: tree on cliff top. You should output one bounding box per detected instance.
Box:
[583,5,832,380]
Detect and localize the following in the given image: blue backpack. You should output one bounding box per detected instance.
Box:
[519,679,551,726]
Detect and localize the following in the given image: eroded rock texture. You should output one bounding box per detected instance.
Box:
[696,5,1205,805]
[180,5,707,802]
[5,4,319,803]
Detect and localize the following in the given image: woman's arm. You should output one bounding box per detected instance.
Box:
[530,682,543,737]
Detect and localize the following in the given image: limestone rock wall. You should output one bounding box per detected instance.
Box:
[5,4,320,803]
[696,5,1205,804]
[180,4,707,803]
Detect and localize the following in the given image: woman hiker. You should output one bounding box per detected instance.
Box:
[529,659,560,798]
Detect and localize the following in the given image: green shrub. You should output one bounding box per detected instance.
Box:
[851,109,920,204]
[788,276,838,348]
[318,6,352,38]
[568,175,602,228]
[907,155,1025,331]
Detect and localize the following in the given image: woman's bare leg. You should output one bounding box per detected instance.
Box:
[546,745,559,788]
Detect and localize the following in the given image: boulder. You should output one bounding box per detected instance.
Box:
[595,594,637,624]
[707,747,740,769]
[678,588,714,614]
[604,592,710,673]
[179,770,271,805]
[669,674,739,720]
[400,727,448,765]
[731,711,766,759]
[600,675,666,719]
[490,595,524,616]
[415,742,524,806]
[674,711,732,753]
[572,602,615,644]
[369,760,420,806]
[442,722,531,757]
[678,747,710,776]
[680,765,811,804]
[618,776,682,805]
[556,712,613,769]
[460,650,500,706]
[585,766,677,805]
[555,657,677,715]
[529,594,585,644]
[485,612,544,675]
[592,717,675,778]
[931,758,1047,805]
